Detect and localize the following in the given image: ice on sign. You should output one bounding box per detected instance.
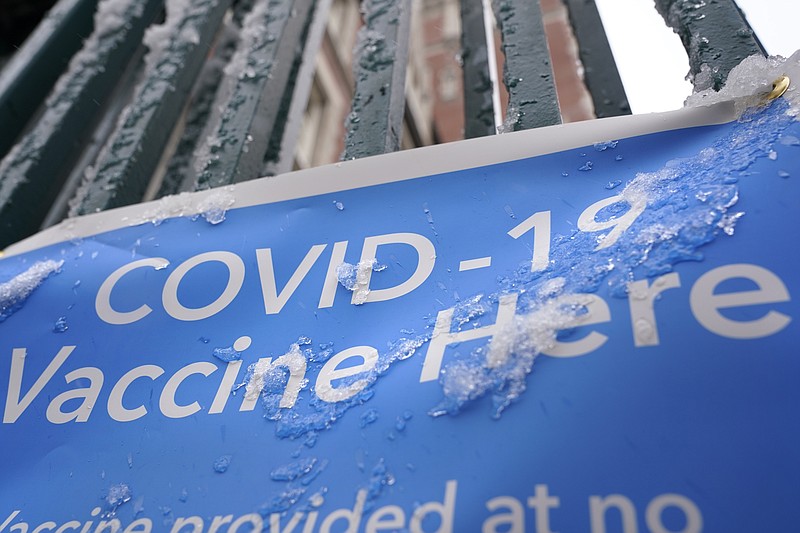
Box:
[0,52,798,530]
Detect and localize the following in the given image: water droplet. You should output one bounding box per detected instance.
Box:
[53,316,69,333]
[213,455,232,473]
[360,408,379,428]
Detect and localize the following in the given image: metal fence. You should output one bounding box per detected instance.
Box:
[0,0,764,249]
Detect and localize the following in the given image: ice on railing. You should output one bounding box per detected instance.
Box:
[68,0,225,216]
[0,0,147,186]
[687,50,800,115]
[157,21,242,198]
[0,260,64,323]
[341,0,409,159]
[497,104,520,134]
[193,0,274,189]
[133,186,235,226]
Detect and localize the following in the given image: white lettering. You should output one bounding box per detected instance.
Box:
[366,506,405,533]
[526,485,559,533]
[170,517,202,533]
[208,361,242,415]
[207,516,233,533]
[316,347,378,403]
[159,362,217,418]
[0,512,20,533]
[95,519,120,533]
[107,365,164,422]
[227,515,263,533]
[628,273,681,347]
[357,233,436,304]
[320,490,366,533]
[645,494,702,533]
[541,294,611,358]
[589,494,637,533]
[508,211,551,272]
[409,480,457,533]
[4,346,75,423]
[162,252,244,321]
[96,258,168,325]
[319,241,349,308]
[122,519,151,533]
[578,196,645,250]
[483,497,524,533]
[256,245,327,315]
[690,263,791,339]
[45,367,103,424]
[269,513,303,533]
[421,294,518,382]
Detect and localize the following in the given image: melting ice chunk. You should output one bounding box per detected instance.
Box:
[53,316,69,333]
[336,259,377,305]
[0,260,64,322]
[104,483,132,517]
[685,50,800,116]
[212,336,251,362]
[213,455,232,473]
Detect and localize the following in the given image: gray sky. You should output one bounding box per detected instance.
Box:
[594,0,800,113]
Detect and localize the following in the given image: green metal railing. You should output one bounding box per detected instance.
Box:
[0,0,764,248]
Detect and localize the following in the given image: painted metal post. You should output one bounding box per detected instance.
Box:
[0,0,98,159]
[562,0,629,118]
[190,0,319,190]
[654,0,765,91]
[342,0,413,160]
[0,0,163,248]
[68,0,232,216]
[264,0,334,176]
[493,0,561,131]
[460,0,497,138]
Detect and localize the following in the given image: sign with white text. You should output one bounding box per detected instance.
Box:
[1,101,798,532]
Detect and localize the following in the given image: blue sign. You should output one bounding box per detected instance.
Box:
[1,101,798,532]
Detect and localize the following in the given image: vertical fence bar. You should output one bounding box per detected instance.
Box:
[68,0,232,216]
[654,0,765,91]
[342,0,413,160]
[191,0,319,190]
[0,0,99,159]
[493,0,560,131]
[41,40,150,228]
[460,0,496,138]
[264,0,334,176]
[562,0,629,118]
[0,0,163,248]
[152,23,241,199]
